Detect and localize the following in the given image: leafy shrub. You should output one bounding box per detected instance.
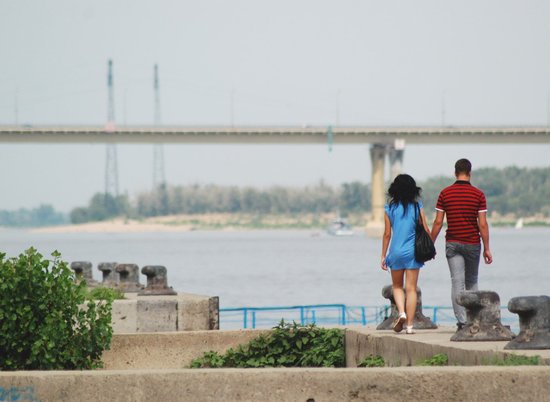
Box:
[483,354,540,366]
[191,320,345,368]
[358,355,385,367]
[420,353,448,366]
[0,248,113,370]
[190,351,226,368]
[85,286,125,301]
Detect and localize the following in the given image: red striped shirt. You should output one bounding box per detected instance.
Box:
[435,180,487,244]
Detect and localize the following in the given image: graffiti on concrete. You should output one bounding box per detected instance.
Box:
[0,386,40,402]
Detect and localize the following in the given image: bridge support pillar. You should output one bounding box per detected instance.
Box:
[366,144,386,237]
[388,139,405,180]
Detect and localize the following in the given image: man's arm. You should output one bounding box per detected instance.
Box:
[478,211,493,264]
[430,210,445,242]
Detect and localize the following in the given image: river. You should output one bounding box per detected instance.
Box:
[0,227,547,312]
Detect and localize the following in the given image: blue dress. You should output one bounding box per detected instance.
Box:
[384,201,424,270]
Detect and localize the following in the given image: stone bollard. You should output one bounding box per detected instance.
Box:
[451,290,513,341]
[98,262,119,287]
[115,263,143,292]
[376,284,437,330]
[70,261,98,287]
[505,295,550,349]
[138,265,177,296]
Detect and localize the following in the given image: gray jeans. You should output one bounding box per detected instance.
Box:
[446,242,481,325]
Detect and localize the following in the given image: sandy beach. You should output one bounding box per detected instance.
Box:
[25,211,550,234]
[29,213,349,234]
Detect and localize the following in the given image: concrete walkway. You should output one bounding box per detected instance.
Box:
[2,326,550,402]
[346,325,550,366]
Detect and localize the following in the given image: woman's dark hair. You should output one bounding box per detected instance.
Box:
[387,174,421,214]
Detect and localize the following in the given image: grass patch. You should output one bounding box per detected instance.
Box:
[84,286,125,301]
[483,354,540,366]
[358,355,385,367]
[420,353,448,366]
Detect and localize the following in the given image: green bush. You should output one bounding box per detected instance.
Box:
[191,320,345,368]
[358,355,385,367]
[0,248,113,370]
[483,354,540,366]
[420,353,448,366]
[84,286,125,301]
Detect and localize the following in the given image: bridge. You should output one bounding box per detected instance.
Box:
[3,125,550,236]
[1,125,550,144]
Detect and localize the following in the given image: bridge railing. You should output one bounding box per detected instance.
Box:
[220,304,519,331]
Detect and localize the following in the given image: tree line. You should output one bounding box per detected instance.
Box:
[69,181,371,224]
[0,205,67,227]
[1,166,549,227]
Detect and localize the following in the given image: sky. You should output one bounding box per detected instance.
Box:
[1,1,550,212]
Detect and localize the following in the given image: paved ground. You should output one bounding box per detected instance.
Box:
[356,325,550,356]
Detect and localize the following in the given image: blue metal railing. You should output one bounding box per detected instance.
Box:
[220,304,519,331]
[220,304,396,329]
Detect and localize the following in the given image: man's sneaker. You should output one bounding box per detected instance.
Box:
[456,322,466,331]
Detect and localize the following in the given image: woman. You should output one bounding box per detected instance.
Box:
[381,174,431,334]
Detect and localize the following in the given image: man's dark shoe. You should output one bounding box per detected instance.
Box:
[456,322,466,331]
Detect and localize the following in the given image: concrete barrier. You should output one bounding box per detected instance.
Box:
[110,292,219,333]
[136,298,178,332]
[102,330,267,369]
[2,367,550,402]
[3,328,550,401]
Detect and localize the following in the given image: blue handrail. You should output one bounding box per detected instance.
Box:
[220,303,518,330]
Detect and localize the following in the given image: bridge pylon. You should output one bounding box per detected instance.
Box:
[366,140,405,238]
[105,59,119,197]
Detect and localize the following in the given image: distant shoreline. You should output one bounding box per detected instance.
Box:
[29,213,360,234]
[7,212,550,234]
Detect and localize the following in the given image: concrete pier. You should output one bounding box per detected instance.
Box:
[2,327,550,402]
[365,143,386,237]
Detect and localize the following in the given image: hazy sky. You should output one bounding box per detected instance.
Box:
[1,1,550,212]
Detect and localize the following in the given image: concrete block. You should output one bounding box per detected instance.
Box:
[103,330,267,369]
[136,298,178,333]
[177,293,219,331]
[111,299,137,334]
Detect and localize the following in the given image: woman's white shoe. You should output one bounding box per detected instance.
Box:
[392,312,407,333]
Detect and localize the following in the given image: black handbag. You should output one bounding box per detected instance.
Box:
[414,203,436,262]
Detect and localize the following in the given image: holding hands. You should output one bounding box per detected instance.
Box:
[381,256,388,271]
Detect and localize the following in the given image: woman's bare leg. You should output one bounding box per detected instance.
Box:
[391,269,406,315]
[404,269,420,327]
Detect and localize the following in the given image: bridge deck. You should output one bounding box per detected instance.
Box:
[1,126,550,144]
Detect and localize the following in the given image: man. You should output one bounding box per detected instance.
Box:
[430,158,493,330]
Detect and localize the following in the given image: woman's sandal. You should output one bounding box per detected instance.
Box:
[405,325,416,335]
[392,312,406,333]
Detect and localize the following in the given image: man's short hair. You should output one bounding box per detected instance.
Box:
[455,158,472,175]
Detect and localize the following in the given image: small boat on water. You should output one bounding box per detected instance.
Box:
[327,219,354,236]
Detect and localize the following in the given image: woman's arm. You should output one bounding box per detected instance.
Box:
[381,213,392,271]
[420,207,431,233]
